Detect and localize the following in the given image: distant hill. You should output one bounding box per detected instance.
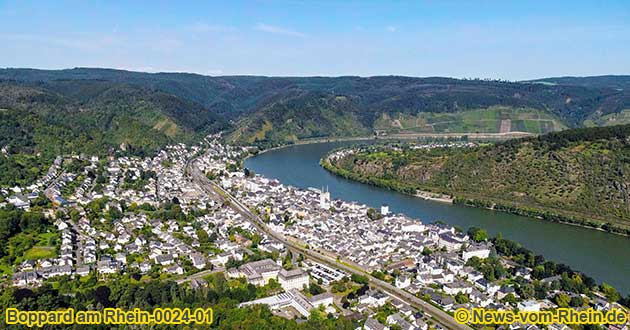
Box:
[527,75,630,90]
[0,81,227,186]
[323,125,630,235]
[2,69,630,148]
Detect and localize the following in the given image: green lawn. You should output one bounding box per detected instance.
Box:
[23,246,56,260]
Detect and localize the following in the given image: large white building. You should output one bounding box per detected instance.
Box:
[462,243,491,261]
[239,289,315,318]
[278,268,310,291]
[229,259,282,286]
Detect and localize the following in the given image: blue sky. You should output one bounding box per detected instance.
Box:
[1,0,629,80]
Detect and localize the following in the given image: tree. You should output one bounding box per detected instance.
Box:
[501,293,517,305]
[600,283,620,302]
[467,227,489,242]
[366,208,383,221]
[197,229,210,244]
[455,292,469,304]
[518,284,535,299]
[351,274,369,285]
[309,283,325,296]
[570,295,585,307]
[555,293,570,308]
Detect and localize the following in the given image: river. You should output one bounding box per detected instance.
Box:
[244,141,630,294]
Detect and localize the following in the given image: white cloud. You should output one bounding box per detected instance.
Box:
[254,23,305,37]
[386,26,397,33]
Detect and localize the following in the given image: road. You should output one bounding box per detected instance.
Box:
[186,157,470,330]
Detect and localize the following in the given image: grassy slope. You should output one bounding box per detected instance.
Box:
[325,125,630,234]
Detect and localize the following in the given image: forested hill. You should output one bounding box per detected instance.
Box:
[2,68,630,148]
[323,125,630,235]
[2,68,630,186]
[0,80,227,186]
[527,75,630,90]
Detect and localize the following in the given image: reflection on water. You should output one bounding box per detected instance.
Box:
[245,141,630,294]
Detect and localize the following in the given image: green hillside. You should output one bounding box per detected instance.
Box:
[0,82,227,186]
[2,69,630,147]
[227,92,370,146]
[3,68,630,184]
[323,125,630,235]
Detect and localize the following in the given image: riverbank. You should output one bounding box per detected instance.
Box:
[415,190,454,203]
[321,154,630,237]
[241,131,535,158]
[245,141,630,294]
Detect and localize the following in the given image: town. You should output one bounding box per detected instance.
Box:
[1,135,628,330]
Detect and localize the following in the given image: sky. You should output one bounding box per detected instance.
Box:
[1,0,629,80]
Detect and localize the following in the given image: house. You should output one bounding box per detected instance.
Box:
[190,253,206,269]
[358,290,389,307]
[8,195,30,210]
[139,262,152,274]
[496,286,517,300]
[76,266,91,277]
[462,243,491,261]
[518,300,541,312]
[387,313,414,330]
[415,317,429,330]
[155,254,174,266]
[475,278,500,295]
[515,268,532,280]
[395,275,411,289]
[40,265,72,278]
[97,260,121,274]
[165,264,184,275]
[431,294,455,310]
[364,317,389,330]
[308,292,334,308]
[443,281,473,295]
[438,234,465,251]
[12,271,41,287]
[190,278,207,290]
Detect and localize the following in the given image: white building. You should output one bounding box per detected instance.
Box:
[278,268,310,291]
[395,275,411,289]
[518,300,541,312]
[320,188,330,209]
[380,204,390,216]
[462,243,491,261]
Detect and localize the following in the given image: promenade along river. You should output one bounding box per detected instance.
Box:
[244,141,630,294]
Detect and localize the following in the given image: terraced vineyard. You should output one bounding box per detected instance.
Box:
[374,106,566,134]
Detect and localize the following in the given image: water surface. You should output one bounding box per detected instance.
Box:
[245,141,630,294]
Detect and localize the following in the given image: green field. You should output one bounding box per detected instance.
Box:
[374,106,566,134]
[23,246,57,260]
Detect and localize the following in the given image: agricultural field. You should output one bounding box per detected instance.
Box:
[374,106,567,134]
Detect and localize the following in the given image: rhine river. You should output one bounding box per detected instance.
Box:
[245,141,630,294]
